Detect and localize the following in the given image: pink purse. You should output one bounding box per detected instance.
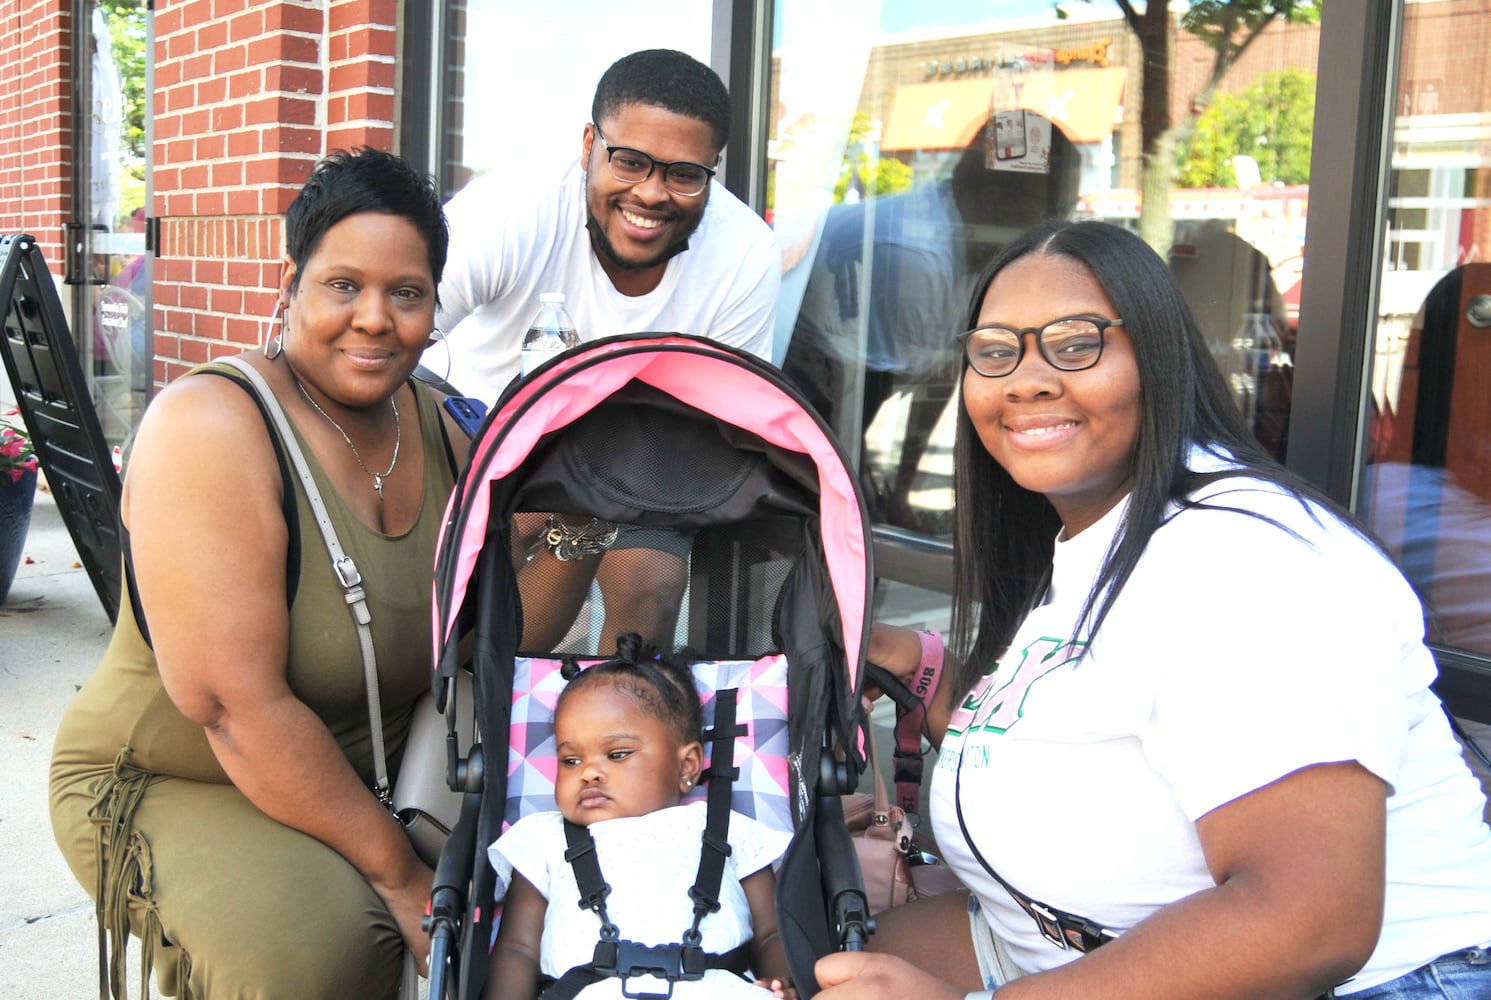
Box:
[843,722,961,914]
[843,773,920,913]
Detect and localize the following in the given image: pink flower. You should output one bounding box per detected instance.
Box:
[1,416,36,476]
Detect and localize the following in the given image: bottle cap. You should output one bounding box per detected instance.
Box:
[539,292,566,305]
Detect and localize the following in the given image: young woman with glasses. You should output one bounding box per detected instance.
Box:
[817,220,1491,1000]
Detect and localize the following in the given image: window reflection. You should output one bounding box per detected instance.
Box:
[769,6,1318,538]
[1362,0,1491,659]
[1365,264,1491,656]
[781,116,1082,535]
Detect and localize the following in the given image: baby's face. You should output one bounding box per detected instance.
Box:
[553,681,698,825]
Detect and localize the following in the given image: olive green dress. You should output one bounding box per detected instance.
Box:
[49,363,457,1000]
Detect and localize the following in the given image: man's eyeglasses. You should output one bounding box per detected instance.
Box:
[957,317,1124,378]
[591,125,718,197]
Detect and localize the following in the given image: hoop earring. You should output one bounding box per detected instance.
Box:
[413,330,452,387]
[262,302,284,360]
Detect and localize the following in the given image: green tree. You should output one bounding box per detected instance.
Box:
[1178,67,1316,187]
[1061,0,1321,252]
[97,0,147,163]
[835,112,914,204]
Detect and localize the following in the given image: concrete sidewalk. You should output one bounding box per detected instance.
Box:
[0,480,124,994]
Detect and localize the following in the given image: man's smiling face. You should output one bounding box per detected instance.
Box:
[582,103,717,295]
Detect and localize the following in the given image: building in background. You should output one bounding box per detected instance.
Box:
[0,0,1488,719]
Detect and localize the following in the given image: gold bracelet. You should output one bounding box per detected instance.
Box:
[543,515,620,561]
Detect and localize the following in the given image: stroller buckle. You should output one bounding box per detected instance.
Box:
[603,939,704,999]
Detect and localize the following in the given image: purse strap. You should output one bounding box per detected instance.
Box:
[859,698,897,827]
[219,357,393,805]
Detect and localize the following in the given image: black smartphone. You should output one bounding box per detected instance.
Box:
[442,395,488,438]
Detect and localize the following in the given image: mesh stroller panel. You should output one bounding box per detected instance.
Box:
[503,383,817,659]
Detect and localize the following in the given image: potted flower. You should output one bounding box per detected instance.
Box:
[1,407,40,603]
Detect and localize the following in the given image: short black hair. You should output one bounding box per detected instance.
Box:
[283,147,449,301]
[591,49,730,152]
[556,640,704,747]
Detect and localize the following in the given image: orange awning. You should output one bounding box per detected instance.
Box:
[880,67,1126,151]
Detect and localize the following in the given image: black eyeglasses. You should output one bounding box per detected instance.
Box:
[591,125,718,197]
[957,317,1124,378]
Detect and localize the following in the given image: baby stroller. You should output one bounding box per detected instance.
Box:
[426,334,877,999]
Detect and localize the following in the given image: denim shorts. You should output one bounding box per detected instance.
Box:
[1342,946,1491,999]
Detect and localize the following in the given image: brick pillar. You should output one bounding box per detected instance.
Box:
[152,0,399,387]
[0,0,74,272]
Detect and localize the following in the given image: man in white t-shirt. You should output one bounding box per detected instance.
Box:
[434,48,781,653]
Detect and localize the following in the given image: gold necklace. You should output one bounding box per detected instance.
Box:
[293,376,401,500]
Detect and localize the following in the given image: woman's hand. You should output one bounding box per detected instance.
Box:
[866,623,927,691]
[865,623,955,747]
[814,952,966,1000]
[372,857,436,974]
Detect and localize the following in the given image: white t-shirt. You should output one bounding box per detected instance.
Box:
[434,160,781,403]
[489,803,791,998]
[929,446,1491,993]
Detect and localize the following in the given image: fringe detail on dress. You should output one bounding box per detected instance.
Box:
[87,746,192,1000]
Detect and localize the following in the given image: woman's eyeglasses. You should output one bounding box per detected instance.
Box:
[957,317,1124,378]
[591,125,717,197]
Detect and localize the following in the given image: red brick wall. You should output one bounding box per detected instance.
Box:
[0,0,74,273]
[152,0,400,385]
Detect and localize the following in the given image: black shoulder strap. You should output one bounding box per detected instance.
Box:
[693,688,743,926]
[952,740,1117,954]
[123,366,300,648]
[200,367,301,604]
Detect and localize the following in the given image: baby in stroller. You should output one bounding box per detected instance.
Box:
[485,644,797,999]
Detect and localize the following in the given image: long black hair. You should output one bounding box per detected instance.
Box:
[948,220,1365,694]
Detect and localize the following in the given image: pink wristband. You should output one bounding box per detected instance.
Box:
[910,629,944,711]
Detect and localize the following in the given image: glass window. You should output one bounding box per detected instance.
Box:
[769,2,1321,541]
[81,0,150,448]
[1361,0,1491,659]
[435,1,715,195]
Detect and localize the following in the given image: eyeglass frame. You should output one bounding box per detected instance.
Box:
[956,316,1125,378]
[589,124,719,197]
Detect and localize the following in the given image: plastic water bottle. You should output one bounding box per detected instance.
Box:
[519,292,580,377]
[1228,311,1280,425]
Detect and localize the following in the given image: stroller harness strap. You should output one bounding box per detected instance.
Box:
[543,690,747,1000]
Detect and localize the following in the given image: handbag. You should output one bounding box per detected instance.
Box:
[221,357,470,870]
[843,717,961,914]
[843,775,919,914]
[391,670,474,867]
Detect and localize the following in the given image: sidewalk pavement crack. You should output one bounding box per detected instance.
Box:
[0,901,94,932]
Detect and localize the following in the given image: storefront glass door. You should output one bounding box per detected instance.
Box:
[75,0,150,449]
